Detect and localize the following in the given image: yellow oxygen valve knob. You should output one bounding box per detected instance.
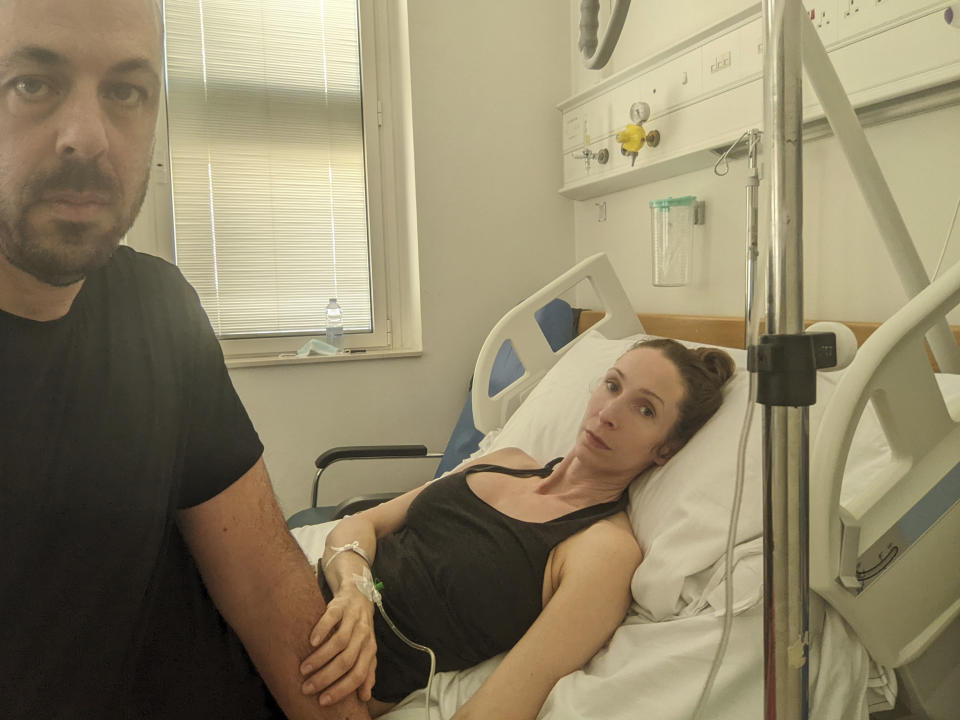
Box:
[617,124,647,153]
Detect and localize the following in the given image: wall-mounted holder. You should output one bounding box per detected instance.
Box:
[649,196,705,286]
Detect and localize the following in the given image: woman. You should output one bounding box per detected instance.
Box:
[299,338,735,719]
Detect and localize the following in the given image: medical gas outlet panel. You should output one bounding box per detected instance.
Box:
[560,1,960,200]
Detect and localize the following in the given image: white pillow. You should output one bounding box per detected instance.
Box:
[479,329,847,620]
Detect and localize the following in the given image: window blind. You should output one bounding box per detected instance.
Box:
[163,0,372,338]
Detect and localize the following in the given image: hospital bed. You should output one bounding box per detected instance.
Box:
[291,253,960,720]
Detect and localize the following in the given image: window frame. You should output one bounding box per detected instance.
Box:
[150,0,401,363]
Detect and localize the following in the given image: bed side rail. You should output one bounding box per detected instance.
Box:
[471,253,643,434]
[811,258,960,668]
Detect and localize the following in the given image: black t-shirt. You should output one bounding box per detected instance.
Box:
[0,248,278,718]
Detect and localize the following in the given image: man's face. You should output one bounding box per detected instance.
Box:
[0,0,162,287]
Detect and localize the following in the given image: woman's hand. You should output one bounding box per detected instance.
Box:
[300,585,378,706]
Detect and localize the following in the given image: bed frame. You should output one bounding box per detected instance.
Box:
[472,252,960,674]
[473,254,960,433]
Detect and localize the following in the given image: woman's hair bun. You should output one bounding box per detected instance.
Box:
[692,347,736,386]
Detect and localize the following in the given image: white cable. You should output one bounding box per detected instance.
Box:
[690,372,757,720]
[932,192,960,281]
[344,566,437,720]
[374,598,436,720]
[351,569,436,720]
[578,0,632,69]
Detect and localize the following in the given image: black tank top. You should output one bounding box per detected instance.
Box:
[370,459,628,702]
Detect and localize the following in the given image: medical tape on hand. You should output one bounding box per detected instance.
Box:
[351,565,382,605]
[323,540,372,570]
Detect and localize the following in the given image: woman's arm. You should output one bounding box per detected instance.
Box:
[453,515,642,720]
[299,481,430,706]
[300,447,539,707]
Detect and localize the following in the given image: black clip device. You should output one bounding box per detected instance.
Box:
[747,332,838,407]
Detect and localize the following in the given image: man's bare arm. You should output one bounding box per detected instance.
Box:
[178,456,372,720]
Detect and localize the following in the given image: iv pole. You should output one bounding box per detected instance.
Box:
[762,1,809,718]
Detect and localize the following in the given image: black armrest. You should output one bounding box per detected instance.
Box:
[332,492,405,519]
[311,444,442,507]
[314,444,429,470]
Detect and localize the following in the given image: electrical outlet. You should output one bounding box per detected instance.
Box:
[842,0,862,17]
[710,50,733,74]
[806,0,839,46]
[810,7,830,28]
[701,32,742,93]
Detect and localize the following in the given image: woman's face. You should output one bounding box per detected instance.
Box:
[575,347,685,476]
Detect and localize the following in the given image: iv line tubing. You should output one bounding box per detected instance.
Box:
[745,130,762,349]
[693,124,768,720]
[375,598,436,720]
[690,373,758,720]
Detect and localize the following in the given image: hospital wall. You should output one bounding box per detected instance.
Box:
[226,1,574,515]
[568,0,960,325]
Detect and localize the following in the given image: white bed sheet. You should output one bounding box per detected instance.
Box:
[378,602,872,720]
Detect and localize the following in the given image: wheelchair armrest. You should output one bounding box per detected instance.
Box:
[315,444,430,470]
[332,492,405,519]
[311,444,443,507]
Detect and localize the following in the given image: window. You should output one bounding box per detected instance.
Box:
[160,0,396,357]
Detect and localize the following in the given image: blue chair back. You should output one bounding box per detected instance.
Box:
[433,299,576,477]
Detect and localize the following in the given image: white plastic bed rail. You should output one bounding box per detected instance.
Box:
[810,258,960,668]
[471,253,643,435]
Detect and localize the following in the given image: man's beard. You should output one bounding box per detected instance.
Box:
[0,158,150,287]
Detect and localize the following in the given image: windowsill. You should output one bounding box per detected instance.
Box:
[225,346,422,369]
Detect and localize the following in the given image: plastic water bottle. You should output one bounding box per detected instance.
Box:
[325,298,344,352]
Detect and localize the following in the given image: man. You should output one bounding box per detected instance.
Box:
[0,1,370,717]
